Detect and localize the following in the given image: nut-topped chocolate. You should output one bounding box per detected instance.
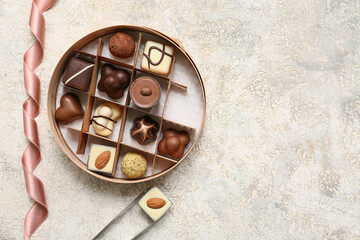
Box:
[130,115,159,145]
[87,144,116,174]
[130,76,161,108]
[138,187,172,221]
[98,64,130,99]
[62,57,94,91]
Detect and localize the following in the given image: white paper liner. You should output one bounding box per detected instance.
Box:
[153,156,176,175]
[58,126,83,160]
[163,50,204,133]
[55,30,205,179]
[79,38,99,56]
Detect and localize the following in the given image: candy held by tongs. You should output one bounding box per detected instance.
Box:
[92,187,172,240]
[138,187,172,221]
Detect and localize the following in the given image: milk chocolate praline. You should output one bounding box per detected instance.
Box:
[55,93,84,124]
[158,129,190,159]
[130,76,161,108]
[109,32,135,58]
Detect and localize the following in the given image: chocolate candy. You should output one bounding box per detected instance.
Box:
[62,57,94,91]
[55,93,84,124]
[87,144,116,174]
[91,102,122,137]
[97,64,130,99]
[138,187,172,221]
[130,115,159,145]
[121,152,147,179]
[141,41,174,76]
[109,32,135,58]
[130,76,161,108]
[158,129,190,159]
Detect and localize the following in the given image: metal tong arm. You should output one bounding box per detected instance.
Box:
[92,188,151,240]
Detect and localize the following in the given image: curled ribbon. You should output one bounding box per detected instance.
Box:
[23,0,54,239]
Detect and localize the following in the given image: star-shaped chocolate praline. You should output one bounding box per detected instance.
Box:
[130,115,159,145]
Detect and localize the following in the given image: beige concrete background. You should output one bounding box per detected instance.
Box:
[1,0,360,239]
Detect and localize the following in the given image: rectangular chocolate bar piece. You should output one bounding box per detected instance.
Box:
[62,57,94,91]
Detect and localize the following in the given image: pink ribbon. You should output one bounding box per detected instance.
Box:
[23,0,54,239]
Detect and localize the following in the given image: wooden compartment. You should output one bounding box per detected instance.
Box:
[47,25,206,183]
[152,156,177,175]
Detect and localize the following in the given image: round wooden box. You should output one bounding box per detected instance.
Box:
[47,25,206,183]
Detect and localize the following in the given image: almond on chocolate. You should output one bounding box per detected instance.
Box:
[87,144,116,174]
[95,151,111,170]
[147,198,166,209]
[138,187,172,221]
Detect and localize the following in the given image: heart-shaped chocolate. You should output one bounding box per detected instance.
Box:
[55,93,84,124]
[97,64,130,99]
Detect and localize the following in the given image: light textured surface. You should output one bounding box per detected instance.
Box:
[1,0,360,239]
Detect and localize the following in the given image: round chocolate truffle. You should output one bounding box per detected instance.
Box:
[121,152,147,178]
[130,76,161,108]
[109,32,135,58]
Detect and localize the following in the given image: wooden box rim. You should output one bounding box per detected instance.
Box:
[47,25,206,183]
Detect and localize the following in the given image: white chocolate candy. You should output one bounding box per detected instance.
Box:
[92,102,122,136]
[138,187,172,221]
[141,41,174,76]
[96,106,112,130]
[87,144,116,174]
